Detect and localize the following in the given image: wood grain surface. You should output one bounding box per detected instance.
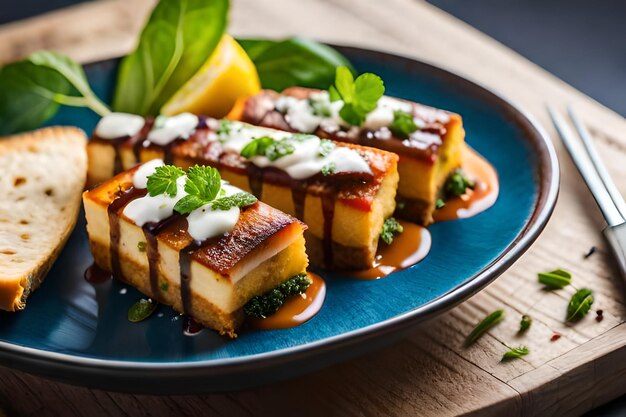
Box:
[1,0,625,416]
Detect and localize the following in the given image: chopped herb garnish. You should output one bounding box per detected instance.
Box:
[444,169,475,198]
[240,136,296,161]
[128,298,158,323]
[567,288,594,321]
[146,165,185,197]
[538,269,572,289]
[389,110,418,138]
[318,139,336,157]
[211,192,258,211]
[502,345,529,361]
[309,97,331,117]
[329,66,384,126]
[159,281,169,292]
[380,217,404,245]
[321,162,336,176]
[436,198,445,209]
[217,119,232,136]
[174,165,222,214]
[518,314,532,333]
[244,274,311,318]
[464,309,504,347]
[137,241,147,252]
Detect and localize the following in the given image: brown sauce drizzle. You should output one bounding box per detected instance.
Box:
[320,191,336,269]
[107,188,145,280]
[292,183,307,220]
[178,242,199,316]
[349,221,431,280]
[434,146,499,222]
[183,315,204,336]
[248,273,326,330]
[247,164,264,198]
[84,263,111,284]
[142,216,179,297]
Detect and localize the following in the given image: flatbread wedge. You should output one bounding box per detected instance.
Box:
[0,127,87,312]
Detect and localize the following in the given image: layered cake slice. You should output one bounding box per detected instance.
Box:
[86,114,399,270]
[83,161,308,336]
[229,87,466,224]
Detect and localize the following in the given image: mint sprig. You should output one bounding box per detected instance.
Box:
[146,165,185,197]
[329,66,384,126]
[173,165,222,214]
[211,192,258,211]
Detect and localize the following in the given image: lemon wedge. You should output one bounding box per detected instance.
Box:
[161,34,260,118]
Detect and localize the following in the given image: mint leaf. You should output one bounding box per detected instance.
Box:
[538,269,572,289]
[240,136,275,159]
[567,288,594,321]
[146,165,185,197]
[174,194,206,214]
[502,346,529,361]
[184,165,221,202]
[329,66,385,126]
[241,136,296,161]
[390,110,418,138]
[211,192,258,211]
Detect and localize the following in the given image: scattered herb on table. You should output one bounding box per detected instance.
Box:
[502,345,529,361]
[518,314,532,334]
[596,309,604,322]
[113,0,229,115]
[244,274,311,318]
[538,268,572,290]
[584,246,597,259]
[380,217,404,245]
[566,288,594,322]
[329,66,385,126]
[464,309,504,347]
[0,50,110,135]
[238,37,355,91]
[128,298,158,323]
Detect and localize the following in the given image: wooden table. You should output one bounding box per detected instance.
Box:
[1,0,625,415]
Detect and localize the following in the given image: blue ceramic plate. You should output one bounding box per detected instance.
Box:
[0,46,558,393]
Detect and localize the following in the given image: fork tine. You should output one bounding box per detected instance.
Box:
[567,106,626,220]
[548,106,624,226]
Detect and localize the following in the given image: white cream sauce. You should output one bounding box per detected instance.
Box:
[147,113,199,146]
[132,159,164,189]
[95,112,145,139]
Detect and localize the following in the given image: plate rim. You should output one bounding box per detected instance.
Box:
[0,44,560,391]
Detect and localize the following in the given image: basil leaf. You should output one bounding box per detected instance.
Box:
[538,268,572,289]
[0,51,109,135]
[464,309,504,347]
[128,298,158,322]
[567,288,594,321]
[502,346,529,361]
[113,0,228,115]
[237,37,355,91]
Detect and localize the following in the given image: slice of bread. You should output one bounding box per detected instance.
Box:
[0,127,87,312]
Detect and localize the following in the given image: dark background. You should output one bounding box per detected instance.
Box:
[1,0,625,415]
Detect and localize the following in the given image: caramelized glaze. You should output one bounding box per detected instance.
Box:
[84,263,111,284]
[248,273,326,330]
[349,221,432,280]
[434,146,499,222]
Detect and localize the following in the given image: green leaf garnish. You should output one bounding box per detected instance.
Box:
[380,217,404,245]
[244,274,311,318]
[0,51,110,135]
[435,198,445,209]
[237,37,355,91]
[444,169,476,198]
[173,165,222,214]
[464,310,504,347]
[240,136,296,161]
[390,110,418,138]
[518,314,532,334]
[113,0,229,115]
[330,66,384,126]
[146,165,185,197]
[217,119,233,136]
[211,192,258,211]
[137,241,147,252]
[538,269,572,289]
[567,288,594,321]
[318,139,336,157]
[128,298,158,323]
[159,281,169,292]
[502,345,529,361]
[321,162,336,176]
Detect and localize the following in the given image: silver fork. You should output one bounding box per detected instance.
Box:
[548,106,626,280]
